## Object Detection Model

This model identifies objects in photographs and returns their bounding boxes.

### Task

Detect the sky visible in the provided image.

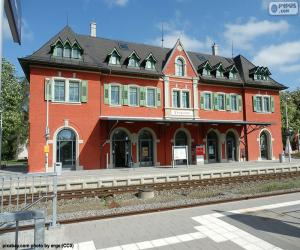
[3,0,300,89]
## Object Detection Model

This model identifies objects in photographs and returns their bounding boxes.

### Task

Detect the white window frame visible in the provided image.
[128,84,139,107]
[172,88,181,108]
[203,91,213,110]
[230,93,239,112]
[52,77,82,104]
[174,56,186,77]
[146,87,156,107]
[181,90,190,108]
[68,80,81,103]
[109,83,122,106]
[255,94,271,113]
[217,92,226,111]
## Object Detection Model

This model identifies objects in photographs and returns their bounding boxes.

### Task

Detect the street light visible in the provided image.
[285,96,292,163]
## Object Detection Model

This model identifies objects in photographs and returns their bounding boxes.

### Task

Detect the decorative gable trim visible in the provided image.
[108,48,121,57]
[128,50,141,61]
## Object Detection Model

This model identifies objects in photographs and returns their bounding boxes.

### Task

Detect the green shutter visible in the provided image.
[270,96,275,112]
[214,93,219,110]
[200,92,204,109]
[156,88,161,107]
[104,84,109,104]
[80,80,88,103]
[226,94,231,110]
[140,87,146,106]
[238,95,242,112]
[122,85,128,105]
[44,78,52,101]
[253,96,257,112]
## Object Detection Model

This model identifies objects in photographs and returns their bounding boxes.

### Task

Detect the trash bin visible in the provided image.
[54,162,62,175]
[279,153,285,163]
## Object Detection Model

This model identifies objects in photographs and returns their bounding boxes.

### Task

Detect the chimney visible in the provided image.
[212,43,219,56]
[90,22,96,37]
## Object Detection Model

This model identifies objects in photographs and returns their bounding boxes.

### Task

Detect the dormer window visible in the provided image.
[63,43,71,58]
[128,53,139,68]
[199,61,212,77]
[144,53,157,70]
[53,42,63,57]
[109,51,120,65]
[175,58,185,76]
[216,69,223,78]
[72,44,81,59]
[227,65,238,80]
[251,67,271,81]
[203,68,211,76]
[212,63,225,79]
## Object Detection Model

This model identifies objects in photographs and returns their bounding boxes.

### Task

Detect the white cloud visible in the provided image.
[224,19,289,50]
[104,0,128,7]
[253,41,300,67]
[280,64,300,73]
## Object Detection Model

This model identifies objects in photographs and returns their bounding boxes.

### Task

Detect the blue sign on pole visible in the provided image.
[4,0,21,44]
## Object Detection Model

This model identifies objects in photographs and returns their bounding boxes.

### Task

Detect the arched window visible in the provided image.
[54,42,63,57]
[112,129,131,168]
[207,131,219,163]
[175,130,188,146]
[63,43,72,58]
[260,131,270,160]
[145,58,155,70]
[175,58,185,76]
[56,129,76,169]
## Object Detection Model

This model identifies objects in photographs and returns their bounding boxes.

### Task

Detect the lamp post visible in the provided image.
[285,96,291,163]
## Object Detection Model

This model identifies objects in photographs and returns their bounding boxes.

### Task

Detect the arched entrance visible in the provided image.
[138,130,154,167]
[174,130,188,165]
[207,131,219,163]
[260,131,270,160]
[226,132,237,161]
[56,129,76,170]
[112,129,131,168]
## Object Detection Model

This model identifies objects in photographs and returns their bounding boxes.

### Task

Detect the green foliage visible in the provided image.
[280,89,300,149]
[1,59,28,160]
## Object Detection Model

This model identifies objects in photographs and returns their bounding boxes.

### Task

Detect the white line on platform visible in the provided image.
[77,200,300,250]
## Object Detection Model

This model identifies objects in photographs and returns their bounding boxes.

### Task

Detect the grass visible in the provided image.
[2,159,28,166]
[292,152,300,158]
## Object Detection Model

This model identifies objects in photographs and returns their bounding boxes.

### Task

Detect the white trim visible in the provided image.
[224,129,240,162]
[258,128,274,161]
[206,128,222,163]
[52,125,81,170]
[171,88,191,109]
[216,92,226,111]
[145,86,157,108]
[128,84,140,107]
[109,83,122,106]
[137,128,157,166]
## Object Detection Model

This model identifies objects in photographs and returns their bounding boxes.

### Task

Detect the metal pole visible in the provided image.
[45,82,49,171]
[285,97,291,162]
[0,0,5,169]
[50,173,57,228]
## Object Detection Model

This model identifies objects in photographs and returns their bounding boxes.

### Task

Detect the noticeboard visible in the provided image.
[172,146,188,167]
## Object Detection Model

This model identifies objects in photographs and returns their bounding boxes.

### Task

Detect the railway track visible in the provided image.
[1,171,300,206]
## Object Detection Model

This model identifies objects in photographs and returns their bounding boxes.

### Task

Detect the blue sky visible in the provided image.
[3,0,300,89]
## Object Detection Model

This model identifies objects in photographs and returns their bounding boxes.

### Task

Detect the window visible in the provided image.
[64,44,71,58]
[54,80,65,102]
[256,96,263,112]
[231,95,238,112]
[129,87,138,106]
[175,58,184,76]
[182,91,190,108]
[204,92,212,110]
[147,88,155,107]
[145,59,155,70]
[128,55,139,68]
[69,81,80,102]
[203,68,211,76]
[216,69,223,78]
[218,94,225,110]
[229,72,237,79]
[263,96,270,112]
[110,85,120,105]
[72,45,81,59]
[109,51,120,65]
[173,90,180,108]
[54,43,63,57]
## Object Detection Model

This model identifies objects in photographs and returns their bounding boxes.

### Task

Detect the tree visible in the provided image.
[1,58,28,160]
[280,89,300,150]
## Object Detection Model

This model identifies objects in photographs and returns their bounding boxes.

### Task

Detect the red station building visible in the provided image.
[19,25,287,172]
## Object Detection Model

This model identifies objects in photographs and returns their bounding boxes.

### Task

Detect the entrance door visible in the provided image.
[226,132,236,161]
[139,130,154,167]
[207,131,219,163]
[175,130,188,165]
[260,132,269,160]
[56,129,76,170]
[112,130,131,168]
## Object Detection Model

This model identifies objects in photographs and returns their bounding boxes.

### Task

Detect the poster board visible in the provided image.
[172,146,188,167]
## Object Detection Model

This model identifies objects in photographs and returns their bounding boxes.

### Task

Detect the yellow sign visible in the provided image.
[44,145,49,153]
[142,147,149,157]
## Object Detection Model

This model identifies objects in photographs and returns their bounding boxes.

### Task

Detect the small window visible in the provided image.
[109,51,120,65]
[145,59,155,70]
[128,54,139,68]
[64,44,71,58]
[110,85,120,105]
[69,81,80,102]
[175,58,184,76]
[256,96,263,112]
[204,93,212,110]
[203,68,211,76]
[231,95,238,111]
[216,69,223,78]
[147,88,155,107]
[54,43,63,57]
[229,72,237,79]
[72,45,81,59]
[263,96,270,112]
[173,90,180,108]
[54,80,65,102]
[182,91,190,108]
[129,87,138,106]
[218,94,225,110]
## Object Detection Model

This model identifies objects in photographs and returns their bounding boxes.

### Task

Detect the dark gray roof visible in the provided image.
[19,26,287,90]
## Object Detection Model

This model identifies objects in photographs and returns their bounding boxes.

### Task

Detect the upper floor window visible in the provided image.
[217,93,225,110]
[253,95,274,113]
[110,85,121,105]
[229,72,238,79]
[175,58,185,76]
[204,92,212,110]
[69,81,80,102]
[263,96,270,112]
[72,44,81,59]
[53,41,82,59]
[216,69,224,78]
[231,95,238,112]
[146,88,155,107]
[172,90,180,108]
[129,86,138,106]
[145,59,155,70]
[54,80,65,102]
[182,91,190,108]
[109,51,121,65]
[203,68,211,76]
